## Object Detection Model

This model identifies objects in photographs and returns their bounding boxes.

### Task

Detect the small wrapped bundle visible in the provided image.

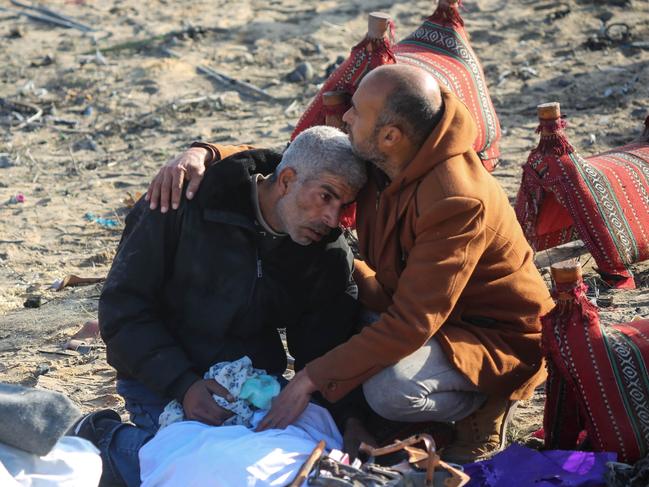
[542,261,649,463]
[515,102,649,288]
[291,12,395,139]
[394,0,502,170]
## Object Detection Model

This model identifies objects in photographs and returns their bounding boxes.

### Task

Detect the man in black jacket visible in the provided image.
[82,126,366,487]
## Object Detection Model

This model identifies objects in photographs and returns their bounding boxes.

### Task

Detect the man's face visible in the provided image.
[277,172,356,246]
[342,81,387,166]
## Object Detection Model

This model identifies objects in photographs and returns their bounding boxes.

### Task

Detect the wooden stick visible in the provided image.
[0,3,93,32]
[86,26,228,55]
[10,0,95,32]
[287,440,325,487]
[163,49,277,102]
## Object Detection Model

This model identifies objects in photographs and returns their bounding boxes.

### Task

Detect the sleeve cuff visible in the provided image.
[189,141,221,167]
[167,370,202,402]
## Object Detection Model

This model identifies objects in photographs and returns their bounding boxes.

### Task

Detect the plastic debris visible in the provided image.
[9,193,25,204]
[50,274,105,291]
[84,212,119,228]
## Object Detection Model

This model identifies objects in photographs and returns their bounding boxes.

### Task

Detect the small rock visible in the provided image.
[0,154,13,169]
[325,56,345,78]
[142,85,159,95]
[597,295,614,307]
[287,62,314,83]
[35,364,50,376]
[631,108,647,118]
[72,136,99,152]
[83,106,94,117]
[24,295,42,308]
[8,26,24,39]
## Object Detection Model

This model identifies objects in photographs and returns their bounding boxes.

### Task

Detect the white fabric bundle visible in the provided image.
[0,436,102,487]
[140,403,342,487]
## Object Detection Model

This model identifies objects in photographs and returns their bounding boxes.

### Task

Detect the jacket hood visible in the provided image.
[196,149,282,211]
[387,88,478,194]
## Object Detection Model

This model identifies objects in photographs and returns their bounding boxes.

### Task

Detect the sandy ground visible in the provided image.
[1,0,648,446]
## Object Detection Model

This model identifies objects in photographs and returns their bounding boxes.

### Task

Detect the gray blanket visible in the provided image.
[0,383,80,456]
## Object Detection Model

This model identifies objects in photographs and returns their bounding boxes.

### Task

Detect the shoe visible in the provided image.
[67,409,122,445]
[441,397,518,465]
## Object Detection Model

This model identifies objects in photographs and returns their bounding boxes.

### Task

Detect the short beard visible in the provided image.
[351,125,389,173]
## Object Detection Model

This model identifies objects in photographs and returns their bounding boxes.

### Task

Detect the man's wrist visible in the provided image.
[189,141,219,165]
[297,368,318,394]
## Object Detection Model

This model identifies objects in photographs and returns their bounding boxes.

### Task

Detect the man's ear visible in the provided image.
[277,167,297,196]
[378,125,403,150]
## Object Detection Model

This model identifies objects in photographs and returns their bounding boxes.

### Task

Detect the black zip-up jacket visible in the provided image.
[99,149,358,402]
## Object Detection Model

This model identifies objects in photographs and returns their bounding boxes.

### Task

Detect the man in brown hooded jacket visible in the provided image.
[148,64,553,462]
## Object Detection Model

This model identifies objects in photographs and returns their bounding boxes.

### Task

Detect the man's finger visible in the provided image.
[185,172,204,200]
[256,410,282,432]
[171,166,185,210]
[204,380,235,402]
[160,169,173,213]
[148,173,161,210]
[201,400,233,425]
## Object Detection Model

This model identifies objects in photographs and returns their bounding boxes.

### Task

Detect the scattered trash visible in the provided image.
[8,193,25,204]
[586,22,632,50]
[30,54,55,67]
[50,274,105,291]
[0,97,43,129]
[84,212,119,228]
[287,62,314,83]
[72,135,100,152]
[82,106,94,117]
[65,319,101,353]
[23,295,42,308]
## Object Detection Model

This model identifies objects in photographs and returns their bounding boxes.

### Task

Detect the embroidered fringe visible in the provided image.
[428,0,464,28]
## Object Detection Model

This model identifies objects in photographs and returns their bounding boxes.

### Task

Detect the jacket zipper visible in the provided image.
[257,252,263,278]
[246,247,262,307]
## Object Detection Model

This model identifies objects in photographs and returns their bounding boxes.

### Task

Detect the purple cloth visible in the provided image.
[463,444,616,487]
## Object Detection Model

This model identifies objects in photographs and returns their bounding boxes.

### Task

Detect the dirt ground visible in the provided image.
[0,0,648,447]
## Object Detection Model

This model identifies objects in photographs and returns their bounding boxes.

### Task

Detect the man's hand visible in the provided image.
[145,147,208,213]
[182,378,235,426]
[256,369,317,431]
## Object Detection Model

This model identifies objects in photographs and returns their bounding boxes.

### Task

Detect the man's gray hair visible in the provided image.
[276,126,367,191]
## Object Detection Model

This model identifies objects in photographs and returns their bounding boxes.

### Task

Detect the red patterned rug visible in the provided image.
[515,105,649,289]
[543,263,649,463]
[292,1,502,173]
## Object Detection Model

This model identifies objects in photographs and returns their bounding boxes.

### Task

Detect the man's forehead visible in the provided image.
[307,173,355,197]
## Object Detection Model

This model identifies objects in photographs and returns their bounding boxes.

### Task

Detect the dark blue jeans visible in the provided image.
[98,379,169,487]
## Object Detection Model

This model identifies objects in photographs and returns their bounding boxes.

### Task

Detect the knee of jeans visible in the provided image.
[363,379,427,421]
[127,402,161,434]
